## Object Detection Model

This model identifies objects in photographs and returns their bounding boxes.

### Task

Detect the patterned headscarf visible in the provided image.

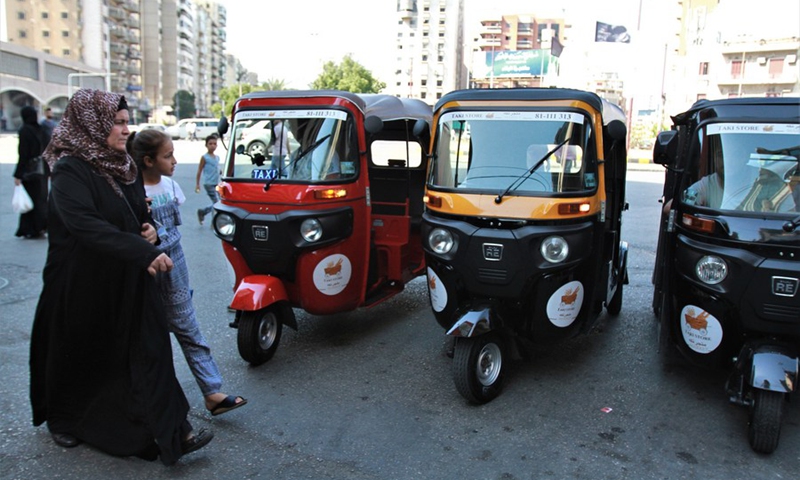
[42,88,137,197]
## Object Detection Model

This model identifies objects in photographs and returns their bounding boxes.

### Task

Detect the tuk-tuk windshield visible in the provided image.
[225,109,358,183]
[429,110,595,194]
[681,123,799,214]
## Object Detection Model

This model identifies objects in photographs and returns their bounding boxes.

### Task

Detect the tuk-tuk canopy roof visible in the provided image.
[672,97,800,126]
[237,90,431,123]
[433,88,626,125]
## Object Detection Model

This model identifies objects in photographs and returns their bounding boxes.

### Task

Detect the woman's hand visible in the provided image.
[141,223,158,244]
[147,253,173,276]
[14,178,20,186]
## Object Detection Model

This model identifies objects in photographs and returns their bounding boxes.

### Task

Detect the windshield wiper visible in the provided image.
[287,134,332,175]
[494,138,569,204]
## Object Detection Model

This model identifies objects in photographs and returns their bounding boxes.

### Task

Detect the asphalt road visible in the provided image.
[0,136,797,479]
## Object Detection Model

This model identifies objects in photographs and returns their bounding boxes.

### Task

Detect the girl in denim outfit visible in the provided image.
[128,129,246,416]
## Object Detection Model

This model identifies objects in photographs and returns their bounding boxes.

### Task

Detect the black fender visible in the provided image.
[750,348,798,394]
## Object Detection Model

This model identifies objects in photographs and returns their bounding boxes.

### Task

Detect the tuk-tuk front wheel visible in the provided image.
[452,333,504,404]
[747,389,784,454]
[237,307,283,366]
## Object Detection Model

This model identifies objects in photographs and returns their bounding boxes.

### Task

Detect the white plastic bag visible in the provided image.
[12,184,34,214]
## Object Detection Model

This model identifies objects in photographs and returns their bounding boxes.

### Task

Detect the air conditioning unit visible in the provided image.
[787,54,797,64]
[757,56,767,65]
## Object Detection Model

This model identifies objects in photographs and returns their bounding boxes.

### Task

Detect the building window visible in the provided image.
[436,92,442,99]
[63,49,70,56]
[421,79,427,86]
[438,32,445,37]
[436,80,442,87]
[43,48,51,54]
[421,92,427,99]
[43,30,50,37]
[17,11,25,19]
[696,93,706,101]
[61,12,68,19]
[62,31,69,37]
[422,55,428,61]
[437,55,443,62]
[19,30,27,38]
[42,12,49,19]
[698,62,709,75]
[768,57,784,77]
[730,60,743,78]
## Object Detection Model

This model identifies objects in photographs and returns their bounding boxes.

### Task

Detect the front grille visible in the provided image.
[763,303,800,321]
[478,268,507,283]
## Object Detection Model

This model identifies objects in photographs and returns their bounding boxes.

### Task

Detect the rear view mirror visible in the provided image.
[653,130,678,166]
[606,120,627,142]
[217,115,229,136]
[364,115,384,134]
[412,119,429,138]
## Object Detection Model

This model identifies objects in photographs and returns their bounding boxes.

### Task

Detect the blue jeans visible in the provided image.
[198,184,219,218]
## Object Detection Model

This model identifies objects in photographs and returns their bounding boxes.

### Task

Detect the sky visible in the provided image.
[221,0,799,92]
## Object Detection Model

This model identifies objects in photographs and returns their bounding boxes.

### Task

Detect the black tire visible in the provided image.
[247,140,267,157]
[606,282,623,315]
[237,307,282,366]
[748,389,784,454]
[452,333,504,404]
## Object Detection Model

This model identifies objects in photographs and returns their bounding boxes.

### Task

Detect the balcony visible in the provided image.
[717,71,799,86]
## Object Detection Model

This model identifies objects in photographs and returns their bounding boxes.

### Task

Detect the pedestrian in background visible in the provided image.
[128,128,247,416]
[29,88,212,465]
[195,134,221,225]
[13,106,49,239]
[40,107,58,140]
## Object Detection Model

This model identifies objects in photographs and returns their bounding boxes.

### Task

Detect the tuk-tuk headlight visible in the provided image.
[300,218,323,243]
[696,255,727,284]
[214,213,236,240]
[541,236,568,263]
[429,228,454,255]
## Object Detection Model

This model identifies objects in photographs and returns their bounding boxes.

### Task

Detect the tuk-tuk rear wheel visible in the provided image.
[606,282,623,315]
[452,333,504,404]
[747,389,784,454]
[237,308,283,366]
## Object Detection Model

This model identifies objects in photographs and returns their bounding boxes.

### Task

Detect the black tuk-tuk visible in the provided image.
[652,97,800,453]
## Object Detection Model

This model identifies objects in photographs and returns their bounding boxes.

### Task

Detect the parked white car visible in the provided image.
[166,118,220,140]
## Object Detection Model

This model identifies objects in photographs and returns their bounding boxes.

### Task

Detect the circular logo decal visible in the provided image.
[427,267,447,312]
[312,254,352,296]
[680,305,723,354]
[546,281,584,327]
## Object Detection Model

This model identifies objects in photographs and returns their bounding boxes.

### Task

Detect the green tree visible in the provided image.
[210,83,264,118]
[262,78,287,91]
[310,55,385,93]
[172,90,196,120]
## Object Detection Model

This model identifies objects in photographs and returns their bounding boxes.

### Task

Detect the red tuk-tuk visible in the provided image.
[214,91,432,364]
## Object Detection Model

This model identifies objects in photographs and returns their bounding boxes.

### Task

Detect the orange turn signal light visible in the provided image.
[558,202,591,215]
[682,213,716,233]
[314,189,347,200]
[425,195,443,208]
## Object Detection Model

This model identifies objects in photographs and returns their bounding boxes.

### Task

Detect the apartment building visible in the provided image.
[3,0,227,119]
[4,0,83,59]
[390,0,467,103]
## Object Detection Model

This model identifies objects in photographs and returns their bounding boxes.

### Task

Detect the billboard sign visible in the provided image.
[472,50,554,78]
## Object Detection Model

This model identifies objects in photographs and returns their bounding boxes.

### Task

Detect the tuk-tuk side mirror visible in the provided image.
[217,115,229,136]
[606,119,627,143]
[411,119,431,146]
[364,115,384,134]
[653,130,678,166]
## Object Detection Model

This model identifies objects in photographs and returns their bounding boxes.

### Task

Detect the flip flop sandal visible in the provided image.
[209,395,248,416]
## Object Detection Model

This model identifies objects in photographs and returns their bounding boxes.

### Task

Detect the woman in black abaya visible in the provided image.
[13,106,49,238]
[29,89,213,465]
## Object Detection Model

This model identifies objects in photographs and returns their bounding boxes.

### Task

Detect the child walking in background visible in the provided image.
[127,129,247,416]
[195,134,221,225]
